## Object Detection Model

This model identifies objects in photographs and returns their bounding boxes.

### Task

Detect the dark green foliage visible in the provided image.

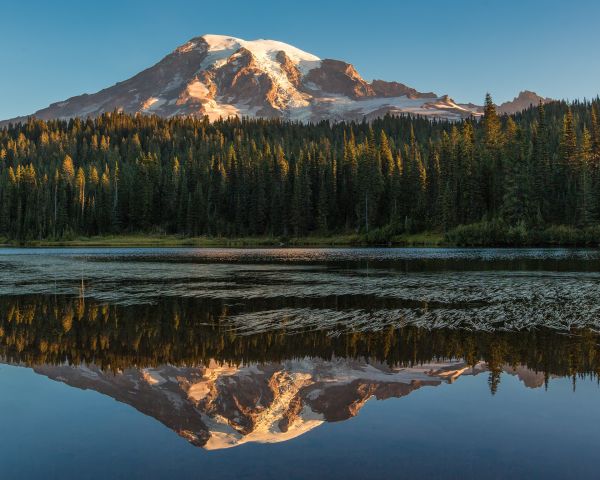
[1,96,600,241]
[2,294,600,390]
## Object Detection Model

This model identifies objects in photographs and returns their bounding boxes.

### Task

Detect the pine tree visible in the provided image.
[483,93,502,148]
[531,102,550,224]
[76,167,86,222]
[1,104,600,243]
[501,120,532,225]
[578,127,595,226]
[559,108,579,222]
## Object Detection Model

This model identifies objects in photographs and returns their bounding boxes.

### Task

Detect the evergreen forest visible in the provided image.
[1,94,600,245]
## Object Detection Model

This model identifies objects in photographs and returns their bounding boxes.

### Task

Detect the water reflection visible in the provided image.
[33,359,528,450]
[2,295,599,378]
[2,248,600,454]
[2,248,600,332]
[2,294,599,449]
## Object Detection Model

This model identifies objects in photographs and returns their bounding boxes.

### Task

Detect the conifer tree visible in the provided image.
[559,108,579,222]
[0,101,599,243]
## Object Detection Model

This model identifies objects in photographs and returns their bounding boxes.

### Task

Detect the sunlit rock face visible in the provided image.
[32,358,543,450]
[2,34,484,125]
[497,90,552,115]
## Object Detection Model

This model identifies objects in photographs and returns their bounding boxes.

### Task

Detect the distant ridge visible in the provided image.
[497,90,553,115]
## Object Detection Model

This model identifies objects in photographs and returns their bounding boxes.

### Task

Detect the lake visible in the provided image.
[1,247,600,479]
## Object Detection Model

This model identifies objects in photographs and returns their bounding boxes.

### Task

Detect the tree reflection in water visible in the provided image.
[1,293,599,449]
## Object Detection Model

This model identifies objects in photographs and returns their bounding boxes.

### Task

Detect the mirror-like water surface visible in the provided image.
[1,248,600,479]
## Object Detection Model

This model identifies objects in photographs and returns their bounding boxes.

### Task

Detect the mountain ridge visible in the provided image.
[1,34,551,126]
[497,90,553,115]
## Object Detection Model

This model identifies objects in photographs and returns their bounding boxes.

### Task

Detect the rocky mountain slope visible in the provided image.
[31,358,544,450]
[497,90,553,115]
[3,34,486,125]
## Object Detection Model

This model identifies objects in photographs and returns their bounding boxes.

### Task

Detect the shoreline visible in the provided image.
[0,233,444,248]
[1,232,599,248]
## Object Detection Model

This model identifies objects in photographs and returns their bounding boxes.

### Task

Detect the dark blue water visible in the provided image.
[2,365,598,480]
[1,248,599,479]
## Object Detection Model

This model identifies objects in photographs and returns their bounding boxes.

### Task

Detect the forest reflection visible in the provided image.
[1,293,599,393]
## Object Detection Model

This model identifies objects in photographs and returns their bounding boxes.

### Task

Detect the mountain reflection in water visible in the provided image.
[2,293,599,450]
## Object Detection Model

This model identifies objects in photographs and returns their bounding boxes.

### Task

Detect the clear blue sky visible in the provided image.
[1,0,599,119]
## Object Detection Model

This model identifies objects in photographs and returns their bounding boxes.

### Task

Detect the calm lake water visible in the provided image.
[1,247,600,479]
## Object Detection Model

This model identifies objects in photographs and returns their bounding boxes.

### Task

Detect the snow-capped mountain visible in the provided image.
[30,358,545,450]
[3,34,486,124]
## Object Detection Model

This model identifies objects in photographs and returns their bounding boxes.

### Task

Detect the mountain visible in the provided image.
[2,34,485,125]
[29,358,544,450]
[497,90,552,115]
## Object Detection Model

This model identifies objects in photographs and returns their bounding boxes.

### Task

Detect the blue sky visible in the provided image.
[1,0,599,119]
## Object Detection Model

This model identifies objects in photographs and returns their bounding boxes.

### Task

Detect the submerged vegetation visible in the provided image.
[1,95,600,245]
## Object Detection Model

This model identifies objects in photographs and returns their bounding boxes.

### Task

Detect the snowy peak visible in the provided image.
[26,358,549,450]
[198,34,321,71]
[2,34,487,125]
[32,358,492,450]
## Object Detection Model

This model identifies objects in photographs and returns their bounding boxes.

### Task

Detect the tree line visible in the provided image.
[1,95,600,242]
[1,294,598,393]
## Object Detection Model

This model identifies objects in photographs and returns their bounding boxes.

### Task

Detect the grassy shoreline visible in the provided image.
[0,232,445,248]
[3,225,600,248]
